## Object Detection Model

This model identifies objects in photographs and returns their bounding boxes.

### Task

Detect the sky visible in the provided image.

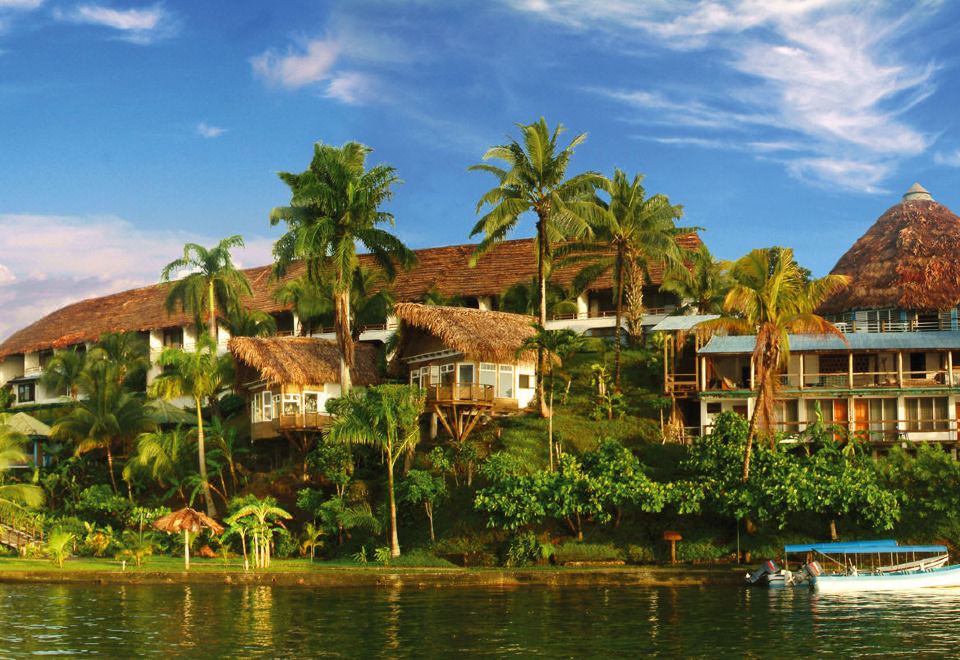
[1,0,959,339]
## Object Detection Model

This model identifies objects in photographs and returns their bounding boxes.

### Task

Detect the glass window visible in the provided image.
[479,363,496,391]
[430,365,440,386]
[905,397,949,431]
[17,383,34,403]
[440,364,455,386]
[262,393,273,421]
[458,363,475,385]
[251,393,261,423]
[498,365,515,398]
[518,373,532,389]
[283,394,300,415]
[303,392,320,414]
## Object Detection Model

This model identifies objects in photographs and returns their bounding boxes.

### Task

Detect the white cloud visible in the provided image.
[251,38,340,89]
[324,71,373,105]
[785,157,892,194]
[0,0,43,9]
[933,150,960,167]
[0,214,275,340]
[55,3,176,44]
[195,121,227,139]
[512,1,941,193]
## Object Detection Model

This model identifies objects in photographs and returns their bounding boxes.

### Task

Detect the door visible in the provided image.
[853,398,869,436]
[833,399,849,440]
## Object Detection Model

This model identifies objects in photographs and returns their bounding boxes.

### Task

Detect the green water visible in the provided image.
[1,582,959,657]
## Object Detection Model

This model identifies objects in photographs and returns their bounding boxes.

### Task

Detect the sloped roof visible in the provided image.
[0,233,701,359]
[393,302,538,364]
[228,336,380,386]
[820,185,960,314]
[699,331,960,354]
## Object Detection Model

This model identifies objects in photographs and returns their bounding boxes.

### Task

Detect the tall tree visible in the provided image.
[326,384,424,558]
[88,332,150,389]
[222,303,277,338]
[470,118,604,411]
[271,142,415,393]
[52,361,155,494]
[660,244,732,315]
[697,247,849,481]
[149,334,233,516]
[160,235,253,340]
[561,169,691,387]
[40,347,87,401]
[273,275,329,336]
[0,417,44,509]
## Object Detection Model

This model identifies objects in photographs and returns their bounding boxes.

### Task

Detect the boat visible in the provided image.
[746,540,960,592]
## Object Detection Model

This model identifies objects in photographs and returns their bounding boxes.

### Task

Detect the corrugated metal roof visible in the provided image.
[650,314,719,331]
[699,331,960,354]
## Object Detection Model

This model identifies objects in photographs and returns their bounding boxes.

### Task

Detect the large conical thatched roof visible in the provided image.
[393,303,538,364]
[228,336,380,387]
[820,184,960,314]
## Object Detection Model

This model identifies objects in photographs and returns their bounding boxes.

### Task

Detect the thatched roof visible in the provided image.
[0,234,701,359]
[820,184,960,314]
[153,507,224,534]
[393,302,538,364]
[0,412,51,437]
[228,336,380,386]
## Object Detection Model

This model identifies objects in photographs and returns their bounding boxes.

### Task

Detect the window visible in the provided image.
[905,397,948,432]
[479,363,496,390]
[706,402,721,414]
[251,393,262,423]
[304,392,320,414]
[498,365,514,398]
[262,393,274,421]
[430,365,440,386]
[162,327,184,349]
[17,383,34,403]
[458,363,475,385]
[518,374,532,389]
[440,363,455,386]
[283,394,301,416]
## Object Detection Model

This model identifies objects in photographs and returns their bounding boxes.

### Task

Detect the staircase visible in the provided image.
[0,511,41,551]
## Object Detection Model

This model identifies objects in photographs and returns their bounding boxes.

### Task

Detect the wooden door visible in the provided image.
[834,399,849,440]
[853,399,869,432]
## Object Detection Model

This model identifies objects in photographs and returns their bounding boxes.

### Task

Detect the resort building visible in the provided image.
[0,235,698,408]
[229,336,380,440]
[391,302,539,442]
[660,184,960,450]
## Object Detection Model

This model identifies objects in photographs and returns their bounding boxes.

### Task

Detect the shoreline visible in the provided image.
[0,563,745,588]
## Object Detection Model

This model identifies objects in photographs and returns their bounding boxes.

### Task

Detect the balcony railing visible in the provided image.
[549,306,675,321]
[424,383,495,404]
[833,318,953,334]
[700,418,958,443]
[774,369,955,390]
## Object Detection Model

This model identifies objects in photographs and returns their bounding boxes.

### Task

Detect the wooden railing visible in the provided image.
[425,383,495,404]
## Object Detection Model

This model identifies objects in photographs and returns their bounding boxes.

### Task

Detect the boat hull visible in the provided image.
[813,564,960,593]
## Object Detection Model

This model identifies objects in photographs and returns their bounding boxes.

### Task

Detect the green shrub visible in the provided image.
[626,544,656,564]
[505,531,554,567]
[552,542,624,564]
[676,540,726,562]
[389,549,456,568]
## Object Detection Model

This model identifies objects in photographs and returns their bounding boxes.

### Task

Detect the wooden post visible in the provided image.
[664,531,682,564]
[897,352,904,387]
[749,356,755,390]
[949,351,954,387]
[799,353,804,390]
[700,357,707,391]
[848,352,854,389]
[663,337,669,393]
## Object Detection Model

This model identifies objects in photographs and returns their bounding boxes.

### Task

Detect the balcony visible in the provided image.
[775,369,956,391]
[424,383,495,406]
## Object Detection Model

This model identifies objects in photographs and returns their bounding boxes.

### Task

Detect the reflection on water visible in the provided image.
[2,582,960,657]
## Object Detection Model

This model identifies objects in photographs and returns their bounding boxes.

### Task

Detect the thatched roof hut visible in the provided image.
[153,507,225,535]
[0,234,701,359]
[392,302,538,365]
[820,184,960,314]
[228,336,380,387]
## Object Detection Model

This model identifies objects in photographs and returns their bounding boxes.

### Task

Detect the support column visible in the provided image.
[897,352,904,388]
[749,356,755,390]
[848,352,854,389]
[949,351,954,388]
[799,353,804,390]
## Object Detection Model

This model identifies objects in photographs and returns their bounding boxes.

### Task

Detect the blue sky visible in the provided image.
[1,0,959,338]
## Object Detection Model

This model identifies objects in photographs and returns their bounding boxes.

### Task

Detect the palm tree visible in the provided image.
[300,522,324,562]
[207,416,247,496]
[517,325,584,470]
[124,425,192,505]
[222,303,277,338]
[227,496,292,569]
[274,275,329,336]
[40,347,87,400]
[470,118,604,411]
[88,332,149,389]
[499,278,578,318]
[562,169,691,387]
[52,361,154,494]
[271,141,416,394]
[697,247,849,480]
[0,419,44,509]
[149,334,233,516]
[660,244,732,315]
[160,235,253,340]
[326,384,425,558]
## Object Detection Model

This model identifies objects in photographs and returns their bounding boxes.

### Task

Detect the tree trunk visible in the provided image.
[426,502,435,543]
[335,287,354,395]
[829,519,838,541]
[184,530,190,570]
[742,382,763,482]
[387,446,400,558]
[240,531,248,571]
[195,399,217,517]
[207,281,218,340]
[536,217,549,417]
[105,445,119,494]
[625,258,645,343]
[614,247,625,391]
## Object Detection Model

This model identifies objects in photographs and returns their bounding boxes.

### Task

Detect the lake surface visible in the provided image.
[2,582,960,657]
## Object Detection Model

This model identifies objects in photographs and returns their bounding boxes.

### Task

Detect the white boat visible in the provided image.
[813,564,960,593]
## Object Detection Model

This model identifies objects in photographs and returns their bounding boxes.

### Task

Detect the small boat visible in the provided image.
[746,540,960,592]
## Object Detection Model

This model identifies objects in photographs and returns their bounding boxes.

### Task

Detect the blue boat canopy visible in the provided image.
[784,540,947,554]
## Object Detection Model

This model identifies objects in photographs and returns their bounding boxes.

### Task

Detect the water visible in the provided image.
[1,582,960,657]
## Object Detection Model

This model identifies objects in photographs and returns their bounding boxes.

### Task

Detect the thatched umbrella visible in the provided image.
[153,507,224,570]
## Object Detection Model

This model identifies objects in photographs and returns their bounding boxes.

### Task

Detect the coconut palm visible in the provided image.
[221,303,277,338]
[160,235,253,340]
[470,118,604,411]
[274,275,329,336]
[500,278,578,318]
[227,496,291,569]
[660,244,733,315]
[0,419,44,509]
[206,416,247,497]
[149,334,233,516]
[561,169,691,387]
[52,362,154,494]
[88,331,149,389]
[40,347,87,401]
[271,141,416,394]
[697,247,849,480]
[300,522,324,561]
[326,384,425,558]
[124,425,193,505]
